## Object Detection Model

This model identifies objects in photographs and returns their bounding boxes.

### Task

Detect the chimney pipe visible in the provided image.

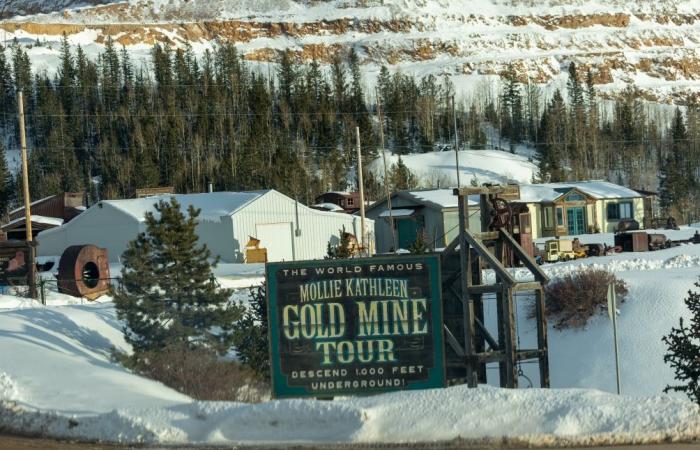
[208,182,213,193]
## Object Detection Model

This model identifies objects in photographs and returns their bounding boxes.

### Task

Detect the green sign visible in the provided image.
[266,255,445,398]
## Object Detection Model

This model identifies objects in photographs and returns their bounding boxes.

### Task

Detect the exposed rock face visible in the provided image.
[4,1,700,102]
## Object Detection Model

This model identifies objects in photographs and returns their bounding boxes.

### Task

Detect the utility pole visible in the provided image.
[356,127,367,254]
[17,89,37,299]
[607,284,621,395]
[376,88,397,253]
[453,94,461,188]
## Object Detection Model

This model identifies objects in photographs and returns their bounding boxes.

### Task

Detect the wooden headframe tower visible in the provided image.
[441,185,550,388]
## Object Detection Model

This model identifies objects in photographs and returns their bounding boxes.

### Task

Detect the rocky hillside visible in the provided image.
[3,0,700,102]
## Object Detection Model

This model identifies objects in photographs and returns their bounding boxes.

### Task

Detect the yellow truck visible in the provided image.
[540,239,587,263]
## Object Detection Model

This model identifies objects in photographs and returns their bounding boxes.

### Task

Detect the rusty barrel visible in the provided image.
[57,245,110,300]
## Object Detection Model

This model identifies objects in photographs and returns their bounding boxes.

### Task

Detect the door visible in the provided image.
[566,207,586,235]
[397,218,418,250]
[256,222,294,262]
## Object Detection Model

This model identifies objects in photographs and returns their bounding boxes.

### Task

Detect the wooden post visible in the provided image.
[452,95,461,188]
[458,193,477,386]
[494,239,507,386]
[355,127,366,253]
[535,287,550,387]
[17,90,37,299]
[503,288,518,388]
[470,249,487,383]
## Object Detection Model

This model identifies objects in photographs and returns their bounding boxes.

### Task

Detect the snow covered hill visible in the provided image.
[2,244,700,444]
[368,149,538,186]
[3,0,700,102]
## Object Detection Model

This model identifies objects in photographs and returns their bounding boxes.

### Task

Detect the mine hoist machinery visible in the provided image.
[439,184,549,390]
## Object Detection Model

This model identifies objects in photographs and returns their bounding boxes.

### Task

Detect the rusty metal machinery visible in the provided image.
[58,245,110,300]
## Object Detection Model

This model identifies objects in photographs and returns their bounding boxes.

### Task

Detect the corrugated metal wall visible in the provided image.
[232,191,374,262]
[38,191,374,263]
[37,203,141,261]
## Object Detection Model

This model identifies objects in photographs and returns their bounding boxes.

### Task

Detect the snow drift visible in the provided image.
[1,246,700,444]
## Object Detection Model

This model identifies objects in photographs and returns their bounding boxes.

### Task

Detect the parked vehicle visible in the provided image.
[538,239,586,263]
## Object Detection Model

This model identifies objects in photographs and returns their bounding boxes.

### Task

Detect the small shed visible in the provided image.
[37,190,374,263]
[365,189,480,253]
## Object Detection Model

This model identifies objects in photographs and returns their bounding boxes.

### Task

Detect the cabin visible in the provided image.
[2,192,85,240]
[364,189,480,253]
[518,181,644,239]
[37,190,374,262]
[314,191,364,213]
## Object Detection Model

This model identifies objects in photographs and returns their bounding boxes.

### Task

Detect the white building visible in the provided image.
[37,190,374,263]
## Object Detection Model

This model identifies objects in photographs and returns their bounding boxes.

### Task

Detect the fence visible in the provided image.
[0,277,123,306]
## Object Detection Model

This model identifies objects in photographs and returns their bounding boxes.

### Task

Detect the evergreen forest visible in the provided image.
[1,36,700,221]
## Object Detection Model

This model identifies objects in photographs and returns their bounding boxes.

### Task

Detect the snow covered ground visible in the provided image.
[368,148,538,187]
[1,245,700,445]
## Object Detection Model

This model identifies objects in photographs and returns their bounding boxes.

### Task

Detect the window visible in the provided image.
[347,197,355,206]
[543,207,553,228]
[607,202,633,220]
[556,207,564,226]
[565,193,585,202]
[619,202,633,219]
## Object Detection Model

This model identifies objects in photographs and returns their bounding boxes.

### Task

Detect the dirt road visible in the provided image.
[0,435,698,450]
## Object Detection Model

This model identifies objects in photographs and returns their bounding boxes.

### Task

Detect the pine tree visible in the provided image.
[537,90,567,181]
[233,283,270,380]
[660,108,692,221]
[0,140,11,215]
[499,64,524,143]
[389,156,418,190]
[114,197,243,356]
[662,279,700,405]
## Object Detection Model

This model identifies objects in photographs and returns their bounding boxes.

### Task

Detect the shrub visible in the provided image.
[116,342,269,402]
[541,269,628,329]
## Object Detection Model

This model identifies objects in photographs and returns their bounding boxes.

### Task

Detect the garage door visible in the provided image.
[256,222,294,262]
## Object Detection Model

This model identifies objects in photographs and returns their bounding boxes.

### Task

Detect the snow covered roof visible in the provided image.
[1,215,64,229]
[400,189,479,209]
[312,203,345,212]
[519,181,642,203]
[7,195,56,216]
[100,191,267,222]
[366,189,479,215]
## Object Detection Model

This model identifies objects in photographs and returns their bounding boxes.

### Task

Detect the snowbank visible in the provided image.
[1,381,698,446]
[1,244,700,444]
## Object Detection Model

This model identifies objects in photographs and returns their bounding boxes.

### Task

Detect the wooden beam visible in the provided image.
[474,317,499,351]
[467,284,503,295]
[499,229,549,284]
[502,287,518,388]
[473,349,545,364]
[461,227,517,285]
[453,185,521,199]
[444,325,465,357]
[442,235,460,256]
[535,287,550,388]
[457,195,478,387]
[474,231,500,241]
[512,281,546,292]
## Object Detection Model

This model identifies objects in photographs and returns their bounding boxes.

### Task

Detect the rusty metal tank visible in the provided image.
[57,245,110,300]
